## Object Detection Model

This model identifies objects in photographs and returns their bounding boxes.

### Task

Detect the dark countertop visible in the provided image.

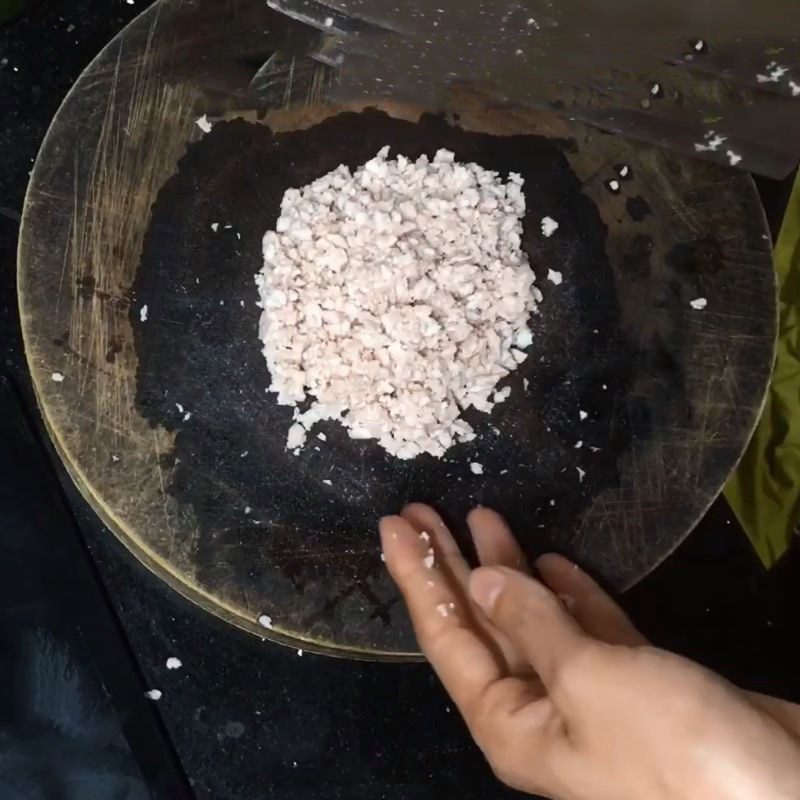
[1,4,799,800]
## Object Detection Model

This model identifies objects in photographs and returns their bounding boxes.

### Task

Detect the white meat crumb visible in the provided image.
[286,423,306,450]
[436,603,450,618]
[317,432,327,441]
[423,548,435,569]
[690,297,708,310]
[540,216,559,237]
[756,62,788,83]
[470,462,484,475]
[195,114,213,133]
[51,371,65,383]
[492,386,512,404]
[694,131,726,153]
[165,657,182,670]
[419,531,431,543]
[258,614,273,629]
[547,269,563,285]
[579,410,588,420]
[257,148,538,460]
[139,304,148,322]
[144,689,162,701]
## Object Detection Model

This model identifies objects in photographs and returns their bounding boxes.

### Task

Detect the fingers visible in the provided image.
[381,510,570,795]
[401,503,471,586]
[535,554,647,647]
[470,566,587,692]
[468,507,528,572]
[381,516,562,789]
[379,515,504,710]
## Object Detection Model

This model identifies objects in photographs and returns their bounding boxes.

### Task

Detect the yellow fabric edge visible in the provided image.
[723,172,800,566]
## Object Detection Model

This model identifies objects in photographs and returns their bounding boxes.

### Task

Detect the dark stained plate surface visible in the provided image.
[18,0,776,658]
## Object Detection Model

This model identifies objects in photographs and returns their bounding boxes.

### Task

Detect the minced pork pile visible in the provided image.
[255,146,541,460]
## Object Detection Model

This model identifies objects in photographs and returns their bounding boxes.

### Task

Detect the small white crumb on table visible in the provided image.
[51,371,65,383]
[139,304,148,322]
[210,222,219,232]
[165,657,182,670]
[575,440,583,449]
[195,114,213,133]
[322,479,332,486]
[547,269,563,285]
[690,297,707,310]
[577,467,586,483]
[470,462,484,475]
[540,216,559,237]
[296,649,304,657]
[579,410,588,420]
[144,689,162,701]
[317,432,327,441]
[258,614,273,629]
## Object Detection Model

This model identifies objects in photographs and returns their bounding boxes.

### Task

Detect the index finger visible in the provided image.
[380,514,502,707]
[380,515,555,766]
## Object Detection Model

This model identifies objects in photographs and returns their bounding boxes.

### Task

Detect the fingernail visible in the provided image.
[470,568,507,613]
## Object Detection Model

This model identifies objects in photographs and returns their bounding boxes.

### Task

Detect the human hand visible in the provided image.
[380,504,800,800]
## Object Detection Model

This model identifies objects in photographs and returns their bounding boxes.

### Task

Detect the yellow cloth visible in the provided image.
[724,172,800,565]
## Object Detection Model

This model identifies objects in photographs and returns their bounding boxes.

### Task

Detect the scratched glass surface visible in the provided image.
[168,0,800,177]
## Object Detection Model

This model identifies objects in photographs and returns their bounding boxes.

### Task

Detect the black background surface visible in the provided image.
[1,3,799,799]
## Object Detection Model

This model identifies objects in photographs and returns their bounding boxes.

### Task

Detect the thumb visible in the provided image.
[470,566,586,690]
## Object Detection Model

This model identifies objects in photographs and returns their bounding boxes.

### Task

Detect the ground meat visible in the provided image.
[256,147,541,459]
